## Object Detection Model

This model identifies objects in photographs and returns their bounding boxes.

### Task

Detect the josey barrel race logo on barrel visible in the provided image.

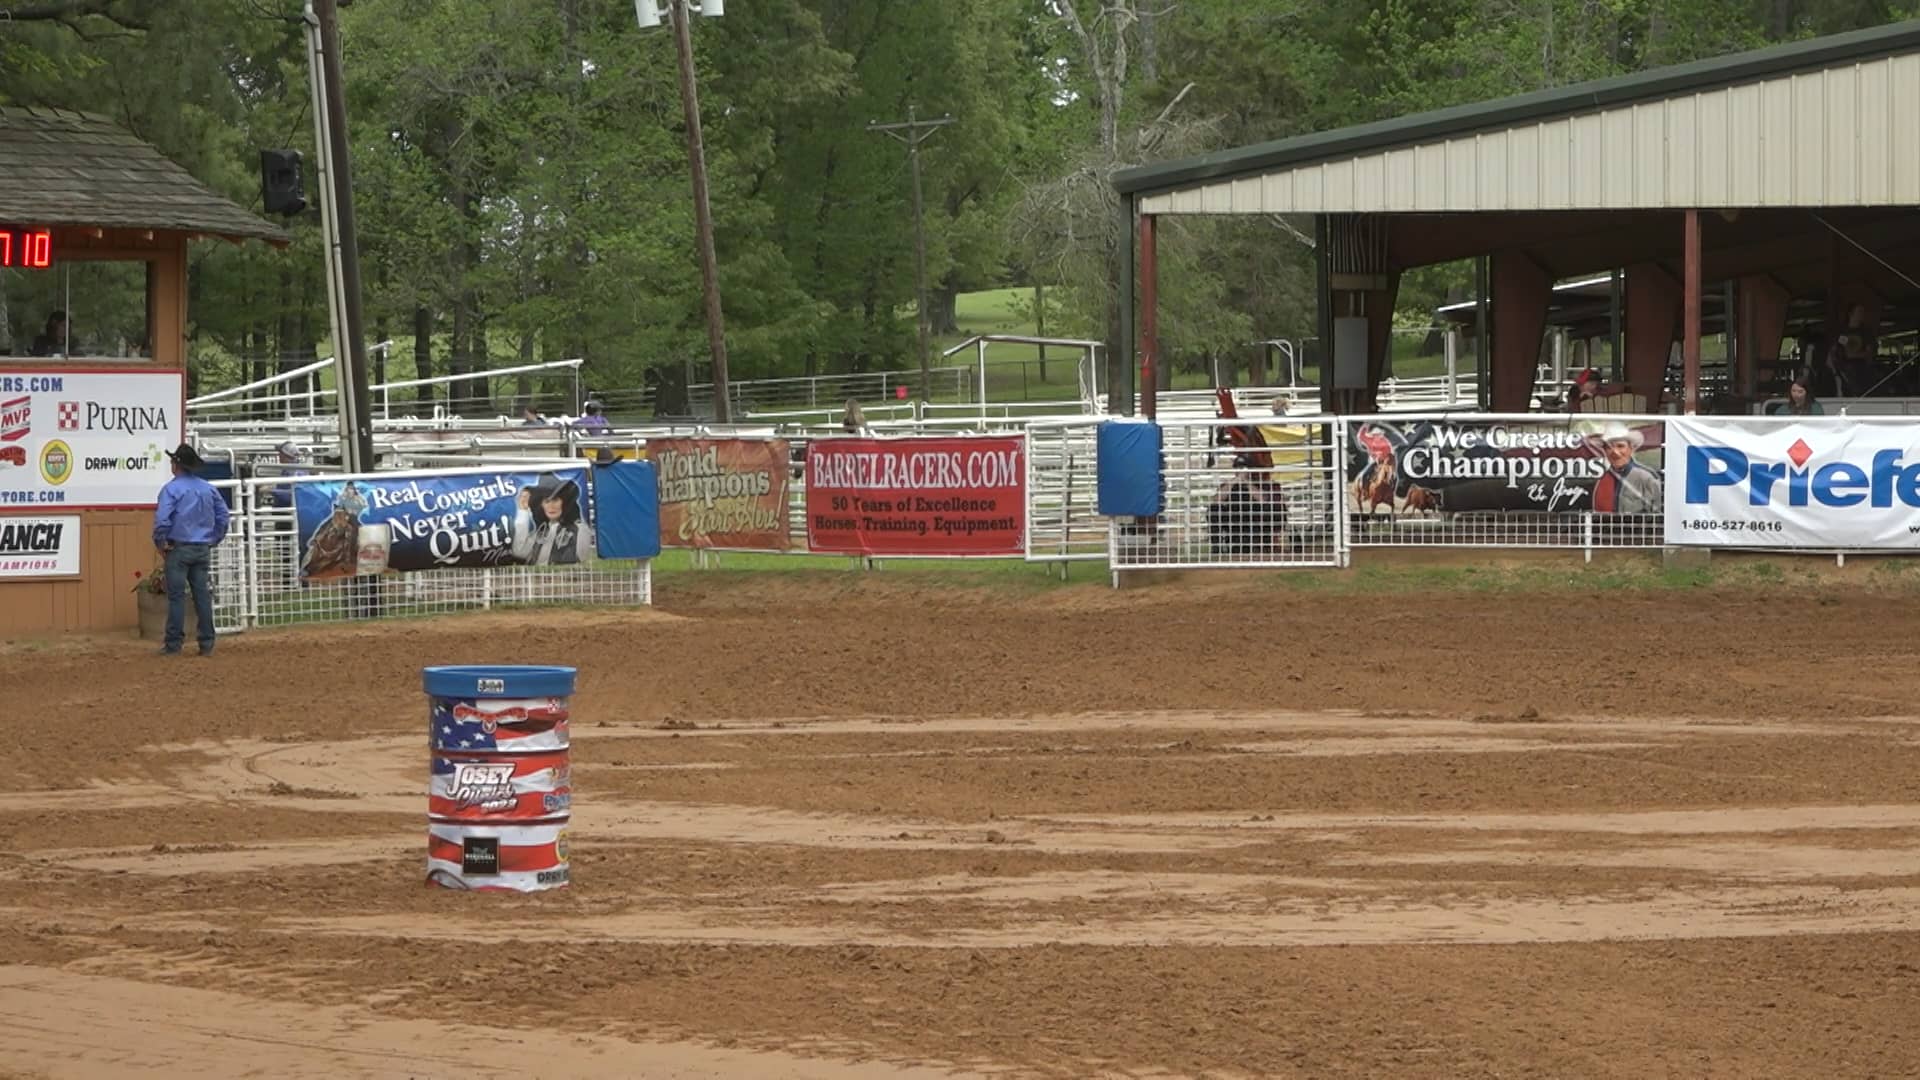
[447,763,519,812]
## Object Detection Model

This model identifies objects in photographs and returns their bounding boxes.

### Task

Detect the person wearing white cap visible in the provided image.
[1591,421,1662,515]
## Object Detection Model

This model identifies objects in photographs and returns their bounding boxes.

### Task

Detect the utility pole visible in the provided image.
[304,0,374,472]
[868,106,954,403]
[667,0,731,423]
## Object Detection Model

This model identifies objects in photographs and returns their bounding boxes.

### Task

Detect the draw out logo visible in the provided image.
[39,440,72,486]
[1686,438,1920,508]
[449,762,518,812]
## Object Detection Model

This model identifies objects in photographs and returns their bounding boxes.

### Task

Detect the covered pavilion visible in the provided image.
[1112,21,1920,416]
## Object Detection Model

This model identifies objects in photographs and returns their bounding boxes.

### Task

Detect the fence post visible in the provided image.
[242,481,262,628]
[1334,417,1351,568]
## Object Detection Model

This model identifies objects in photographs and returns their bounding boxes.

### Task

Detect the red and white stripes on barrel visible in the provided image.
[422,666,576,893]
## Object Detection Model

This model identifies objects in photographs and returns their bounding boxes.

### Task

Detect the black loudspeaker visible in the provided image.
[260,149,306,217]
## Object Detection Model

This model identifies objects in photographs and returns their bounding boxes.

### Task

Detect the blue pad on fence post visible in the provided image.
[1096,420,1164,517]
[592,460,662,559]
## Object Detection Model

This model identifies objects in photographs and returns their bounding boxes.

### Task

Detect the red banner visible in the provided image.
[805,436,1025,556]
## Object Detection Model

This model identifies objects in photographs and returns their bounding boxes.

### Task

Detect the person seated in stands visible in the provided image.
[520,404,546,426]
[1778,374,1823,416]
[574,400,611,434]
[269,442,310,508]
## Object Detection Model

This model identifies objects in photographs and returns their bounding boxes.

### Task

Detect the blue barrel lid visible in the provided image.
[423,665,576,699]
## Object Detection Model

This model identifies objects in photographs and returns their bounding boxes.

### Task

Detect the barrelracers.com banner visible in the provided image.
[805,436,1025,556]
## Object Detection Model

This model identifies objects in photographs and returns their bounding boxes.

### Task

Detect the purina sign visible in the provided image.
[0,370,184,509]
[1667,418,1920,549]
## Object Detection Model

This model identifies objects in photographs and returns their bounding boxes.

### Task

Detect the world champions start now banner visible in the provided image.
[649,437,791,551]
[805,436,1025,557]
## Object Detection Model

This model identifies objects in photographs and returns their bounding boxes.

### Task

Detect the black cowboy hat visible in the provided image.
[528,472,580,501]
[165,442,205,470]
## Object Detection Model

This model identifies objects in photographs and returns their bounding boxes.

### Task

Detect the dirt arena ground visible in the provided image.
[3,571,1919,1078]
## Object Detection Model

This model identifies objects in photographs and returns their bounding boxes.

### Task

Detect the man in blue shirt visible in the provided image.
[153,442,230,656]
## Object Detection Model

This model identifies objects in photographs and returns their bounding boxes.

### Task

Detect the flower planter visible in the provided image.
[136,588,199,643]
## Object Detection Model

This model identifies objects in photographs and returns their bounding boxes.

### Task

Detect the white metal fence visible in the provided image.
[180,414,1681,628]
[200,469,652,635]
[1107,418,1346,573]
[1025,420,1106,563]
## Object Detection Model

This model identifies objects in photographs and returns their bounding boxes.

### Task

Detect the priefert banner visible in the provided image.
[1666,418,1920,549]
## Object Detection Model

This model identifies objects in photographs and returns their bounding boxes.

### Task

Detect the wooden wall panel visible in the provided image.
[0,511,152,635]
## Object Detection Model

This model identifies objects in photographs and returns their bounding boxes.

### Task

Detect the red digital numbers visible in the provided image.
[0,228,54,269]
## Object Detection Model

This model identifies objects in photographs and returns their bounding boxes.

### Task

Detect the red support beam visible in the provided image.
[1624,262,1679,408]
[1489,252,1552,412]
[1683,209,1702,415]
[1140,213,1158,421]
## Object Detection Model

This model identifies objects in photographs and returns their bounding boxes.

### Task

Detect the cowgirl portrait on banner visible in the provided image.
[291,468,621,584]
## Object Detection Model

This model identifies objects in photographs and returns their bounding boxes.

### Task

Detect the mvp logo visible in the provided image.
[0,396,28,442]
[1686,439,1920,508]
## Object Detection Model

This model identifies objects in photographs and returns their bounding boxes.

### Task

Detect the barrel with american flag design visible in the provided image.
[423,666,576,892]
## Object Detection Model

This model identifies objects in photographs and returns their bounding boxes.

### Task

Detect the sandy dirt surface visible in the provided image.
[3,576,1919,1078]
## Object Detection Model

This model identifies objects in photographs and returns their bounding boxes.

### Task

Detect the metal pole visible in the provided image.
[1474,256,1490,411]
[302,4,350,459]
[313,0,374,472]
[868,109,954,404]
[907,105,932,402]
[1140,213,1159,421]
[1683,209,1702,414]
[1116,196,1137,416]
[670,0,731,423]
[1609,268,1624,382]
[1314,215,1332,415]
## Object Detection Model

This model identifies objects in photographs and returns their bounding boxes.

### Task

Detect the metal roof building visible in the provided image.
[1110,21,1920,416]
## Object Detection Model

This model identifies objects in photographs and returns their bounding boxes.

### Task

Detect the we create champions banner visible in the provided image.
[294,469,594,581]
[650,438,791,550]
[1347,418,1665,516]
[806,436,1024,556]
[1668,418,1920,549]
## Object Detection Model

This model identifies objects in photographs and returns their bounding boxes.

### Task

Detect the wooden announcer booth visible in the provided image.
[0,107,286,635]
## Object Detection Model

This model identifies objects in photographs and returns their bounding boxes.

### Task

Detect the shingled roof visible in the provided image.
[0,107,289,244]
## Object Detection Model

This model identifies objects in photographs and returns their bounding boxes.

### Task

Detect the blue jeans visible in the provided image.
[164,543,216,652]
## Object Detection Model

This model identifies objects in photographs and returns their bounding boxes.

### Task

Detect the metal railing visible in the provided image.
[1107,417,1346,575]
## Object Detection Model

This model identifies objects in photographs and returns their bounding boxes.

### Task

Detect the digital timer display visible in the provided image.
[0,228,55,269]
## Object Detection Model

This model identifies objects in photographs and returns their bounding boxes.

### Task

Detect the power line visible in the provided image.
[867,104,953,403]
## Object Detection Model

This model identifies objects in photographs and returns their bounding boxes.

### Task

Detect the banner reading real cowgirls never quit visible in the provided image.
[293,469,594,582]
[805,436,1024,556]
